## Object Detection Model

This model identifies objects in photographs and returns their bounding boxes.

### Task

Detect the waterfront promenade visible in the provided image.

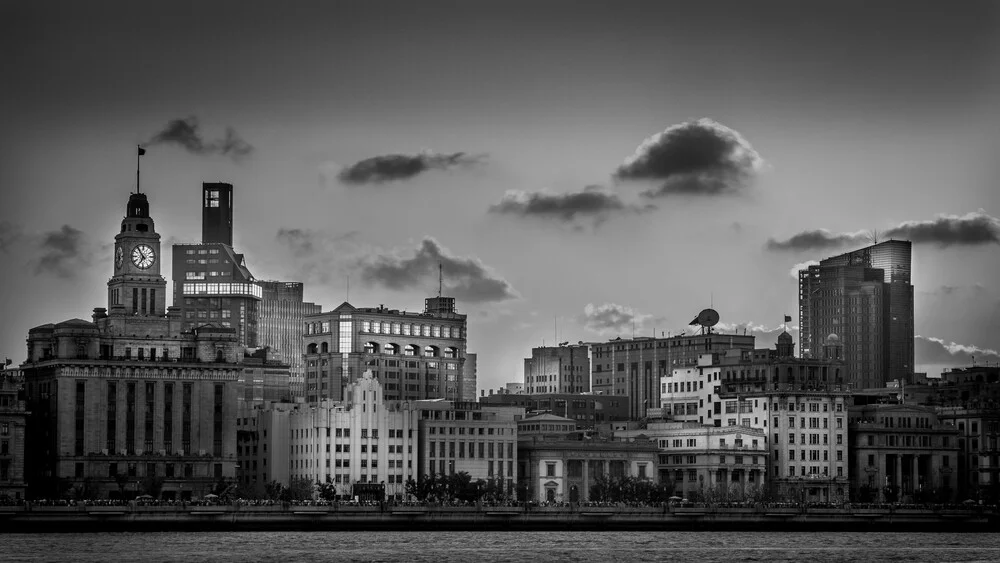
[1,502,996,532]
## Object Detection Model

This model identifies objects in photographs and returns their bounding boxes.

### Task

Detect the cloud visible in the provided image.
[882,209,1000,247]
[275,228,361,284]
[766,210,1000,252]
[580,303,651,334]
[359,238,517,303]
[488,186,654,226]
[916,335,1000,366]
[0,220,22,252]
[613,118,764,198]
[147,116,254,161]
[337,151,484,185]
[789,260,820,278]
[34,225,90,279]
[766,230,868,252]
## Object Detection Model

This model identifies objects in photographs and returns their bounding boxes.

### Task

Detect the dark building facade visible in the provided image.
[799,240,914,388]
[590,331,756,419]
[22,193,242,500]
[201,182,233,246]
[848,404,959,503]
[0,368,28,500]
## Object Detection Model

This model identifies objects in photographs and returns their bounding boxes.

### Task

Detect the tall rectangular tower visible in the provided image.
[202,182,233,245]
[798,240,913,388]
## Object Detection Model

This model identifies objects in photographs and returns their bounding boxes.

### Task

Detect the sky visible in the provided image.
[2,1,999,389]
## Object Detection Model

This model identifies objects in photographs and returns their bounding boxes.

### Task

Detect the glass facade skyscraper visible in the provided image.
[798,240,913,388]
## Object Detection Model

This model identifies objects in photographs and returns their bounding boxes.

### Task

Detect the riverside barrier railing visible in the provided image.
[1,501,996,533]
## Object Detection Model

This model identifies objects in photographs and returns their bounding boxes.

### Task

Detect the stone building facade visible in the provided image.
[517,433,659,503]
[22,192,242,500]
[0,369,28,500]
[591,331,755,419]
[524,344,590,394]
[303,300,471,403]
[848,403,959,503]
[616,421,768,500]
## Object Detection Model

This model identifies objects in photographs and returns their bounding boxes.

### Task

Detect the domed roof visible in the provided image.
[777,331,793,343]
[824,333,841,344]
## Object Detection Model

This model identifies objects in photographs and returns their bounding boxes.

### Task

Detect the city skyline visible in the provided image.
[2,1,999,394]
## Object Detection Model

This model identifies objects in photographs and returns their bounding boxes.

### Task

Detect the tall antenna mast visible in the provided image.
[346,274,350,303]
[438,263,442,298]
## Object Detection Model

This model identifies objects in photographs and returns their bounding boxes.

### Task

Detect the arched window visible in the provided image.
[384,343,398,355]
[364,342,379,354]
[321,342,329,353]
[307,343,318,354]
[444,347,458,359]
[404,344,419,356]
[424,345,439,358]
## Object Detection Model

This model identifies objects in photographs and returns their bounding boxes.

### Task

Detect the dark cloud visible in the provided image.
[915,335,1000,366]
[148,116,254,161]
[338,151,484,185]
[766,230,867,252]
[580,303,651,334]
[275,228,361,284]
[0,220,22,252]
[489,186,653,225]
[882,209,1000,247]
[767,210,1000,252]
[35,225,89,279]
[276,228,320,257]
[359,238,517,303]
[613,118,764,198]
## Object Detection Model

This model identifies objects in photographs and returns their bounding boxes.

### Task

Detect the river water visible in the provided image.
[4,531,1000,562]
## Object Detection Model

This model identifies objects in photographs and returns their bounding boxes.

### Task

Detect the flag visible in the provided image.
[138,146,146,156]
[784,314,792,323]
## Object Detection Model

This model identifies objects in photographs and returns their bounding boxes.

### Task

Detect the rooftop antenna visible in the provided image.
[438,263,443,298]
[346,274,350,303]
[868,229,880,246]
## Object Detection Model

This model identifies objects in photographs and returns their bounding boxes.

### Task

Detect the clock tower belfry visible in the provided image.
[108,192,167,317]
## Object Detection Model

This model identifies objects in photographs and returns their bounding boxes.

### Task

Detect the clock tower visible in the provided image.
[108,192,167,317]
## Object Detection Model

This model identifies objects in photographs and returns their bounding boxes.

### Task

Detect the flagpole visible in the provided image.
[136,145,141,193]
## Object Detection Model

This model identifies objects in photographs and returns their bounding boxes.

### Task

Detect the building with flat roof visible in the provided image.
[481,392,629,428]
[591,330,755,419]
[303,300,472,403]
[848,403,959,503]
[172,185,318,401]
[799,240,914,388]
[517,433,659,503]
[615,421,768,500]
[524,344,590,394]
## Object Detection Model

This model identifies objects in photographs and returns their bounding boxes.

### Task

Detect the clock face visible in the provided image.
[131,244,155,269]
[115,246,124,269]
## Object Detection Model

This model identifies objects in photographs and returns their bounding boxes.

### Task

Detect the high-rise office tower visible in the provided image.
[798,240,913,388]
[257,281,321,400]
[173,184,319,401]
